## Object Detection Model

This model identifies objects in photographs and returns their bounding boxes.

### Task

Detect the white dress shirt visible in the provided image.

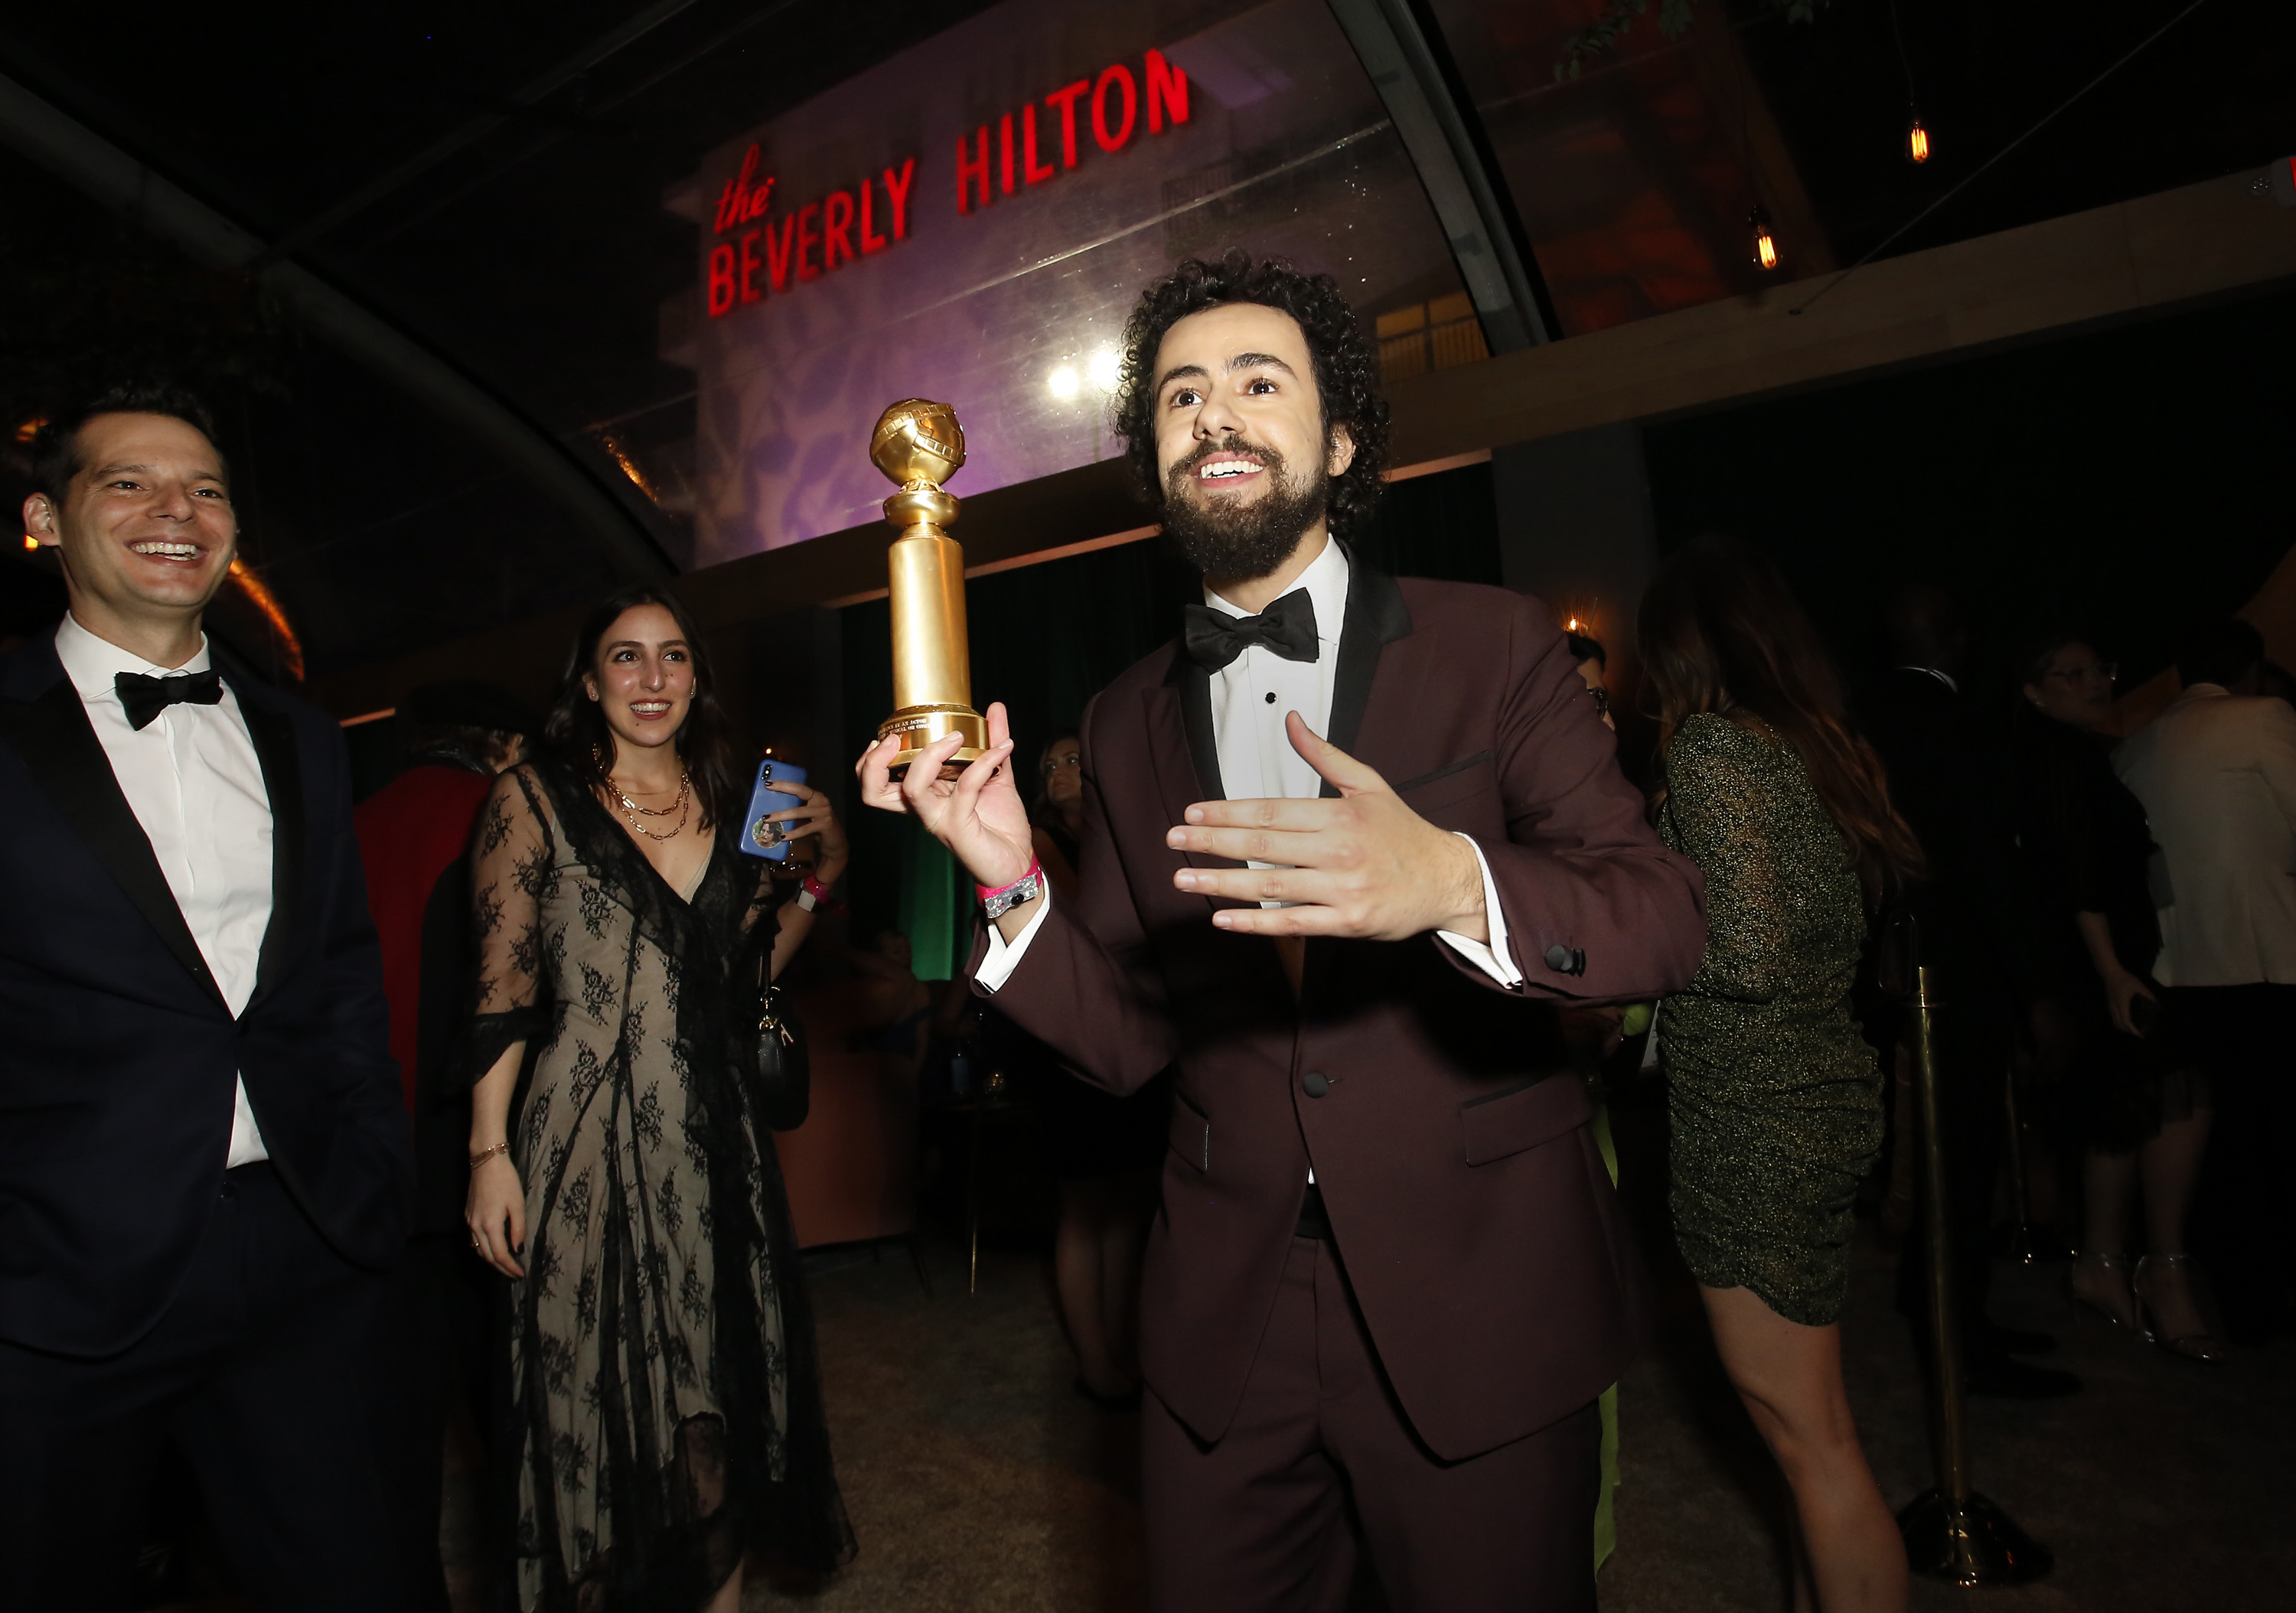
[977,538,1519,989]
[56,614,273,1166]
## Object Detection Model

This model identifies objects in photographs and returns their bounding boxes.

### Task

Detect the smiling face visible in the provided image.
[583,604,696,762]
[24,412,236,665]
[1150,302,1355,584]
[2024,641,2116,731]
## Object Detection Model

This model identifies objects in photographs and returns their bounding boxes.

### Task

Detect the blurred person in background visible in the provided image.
[1864,583,2076,1397]
[354,680,536,1608]
[461,587,854,1610]
[2010,634,2218,1360]
[1567,629,1614,731]
[2115,618,2296,1345]
[992,730,1166,1408]
[1642,536,1915,1613]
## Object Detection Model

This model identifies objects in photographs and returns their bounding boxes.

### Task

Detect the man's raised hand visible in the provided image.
[1163,712,1489,942]
[855,700,1035,890]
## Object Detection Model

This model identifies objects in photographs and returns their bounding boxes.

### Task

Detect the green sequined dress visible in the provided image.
[1655,713,1883,1327]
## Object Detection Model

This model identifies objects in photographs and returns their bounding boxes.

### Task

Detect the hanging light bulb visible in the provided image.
[1749,206,1779,272]
[1906,115,1931,165]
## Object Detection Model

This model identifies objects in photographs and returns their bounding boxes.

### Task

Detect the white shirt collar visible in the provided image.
[55,612,214,703]
[1204,535,1349,649]
[1898,663,1959,696]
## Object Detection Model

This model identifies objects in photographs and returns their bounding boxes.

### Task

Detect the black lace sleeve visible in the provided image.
[465,765,556,1080]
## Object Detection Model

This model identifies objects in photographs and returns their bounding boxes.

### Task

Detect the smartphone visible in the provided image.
[739,760,808,861]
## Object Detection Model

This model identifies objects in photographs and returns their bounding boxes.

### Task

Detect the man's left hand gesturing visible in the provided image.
[1166,712,1490,942]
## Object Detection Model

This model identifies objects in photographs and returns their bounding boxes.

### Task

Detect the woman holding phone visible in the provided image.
[463,586,854,1610]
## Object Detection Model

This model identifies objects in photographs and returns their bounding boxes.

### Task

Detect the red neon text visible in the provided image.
[713,145,775,234]
[709,48,1189,311]
[708,161,918,318]
[953,48,1190,217]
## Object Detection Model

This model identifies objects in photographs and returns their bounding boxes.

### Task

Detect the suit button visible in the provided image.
[1302,1071,1331,1098]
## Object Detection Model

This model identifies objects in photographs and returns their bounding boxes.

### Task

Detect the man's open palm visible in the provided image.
[1164,712,1487,942]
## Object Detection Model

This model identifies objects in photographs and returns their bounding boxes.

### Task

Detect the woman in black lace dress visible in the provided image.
[463,587,855,1609]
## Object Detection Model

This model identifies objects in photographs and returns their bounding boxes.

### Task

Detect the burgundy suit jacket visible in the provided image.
[974,559,1707,1460]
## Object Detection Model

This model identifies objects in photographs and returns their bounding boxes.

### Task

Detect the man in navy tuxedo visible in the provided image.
[0,384,413,1609]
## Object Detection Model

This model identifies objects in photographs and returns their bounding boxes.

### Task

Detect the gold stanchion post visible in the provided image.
[1893,919,2053,1585]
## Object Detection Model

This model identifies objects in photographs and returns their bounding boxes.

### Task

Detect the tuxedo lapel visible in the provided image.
[0,670,230,1013]
[1320,551,1414,798]
[1145,653,1246,904]
[230,677,303,1011]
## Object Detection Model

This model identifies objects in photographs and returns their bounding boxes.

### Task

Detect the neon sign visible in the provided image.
[707,161,915,317]
[704,46,1190,320]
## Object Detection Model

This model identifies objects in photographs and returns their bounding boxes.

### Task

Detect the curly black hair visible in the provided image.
[1110,249,1391,539]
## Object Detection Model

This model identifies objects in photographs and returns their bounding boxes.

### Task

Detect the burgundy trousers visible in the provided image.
[1142,1235,1600,1613]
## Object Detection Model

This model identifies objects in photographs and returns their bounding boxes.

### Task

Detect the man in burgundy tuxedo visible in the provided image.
[860,253,1706,1610]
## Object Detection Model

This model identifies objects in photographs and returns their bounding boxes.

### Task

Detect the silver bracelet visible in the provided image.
[981,868,1044,921]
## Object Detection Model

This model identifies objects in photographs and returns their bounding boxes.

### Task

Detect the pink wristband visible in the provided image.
[975,857,1042,903]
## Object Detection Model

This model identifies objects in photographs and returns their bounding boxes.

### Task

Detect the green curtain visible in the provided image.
[895,818,969,981]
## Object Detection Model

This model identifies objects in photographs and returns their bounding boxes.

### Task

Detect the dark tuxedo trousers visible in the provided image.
[974,564,1707,1609]
[0,638,414,1608]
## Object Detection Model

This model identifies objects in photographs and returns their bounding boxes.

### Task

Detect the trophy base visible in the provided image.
[879,704,987,779]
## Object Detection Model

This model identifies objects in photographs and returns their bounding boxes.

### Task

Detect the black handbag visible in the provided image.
[752,982,812,1132]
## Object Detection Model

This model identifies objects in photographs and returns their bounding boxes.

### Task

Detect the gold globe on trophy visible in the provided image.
[872,399,987,777]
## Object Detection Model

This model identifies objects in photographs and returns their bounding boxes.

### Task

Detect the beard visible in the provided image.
[1159,435,1332,582]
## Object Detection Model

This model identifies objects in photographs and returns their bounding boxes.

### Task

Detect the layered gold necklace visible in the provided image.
[606,765,692,841]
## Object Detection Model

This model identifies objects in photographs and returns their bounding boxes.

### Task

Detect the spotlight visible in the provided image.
[1749,207,1779,271]
[1907,116,1930,165]
[1047,366,1080,399]
[1088,348,1121,392]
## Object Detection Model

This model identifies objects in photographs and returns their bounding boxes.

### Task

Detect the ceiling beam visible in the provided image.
[1379,166,2296,465]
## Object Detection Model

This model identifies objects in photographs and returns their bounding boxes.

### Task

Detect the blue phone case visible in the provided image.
[739,761,807,860]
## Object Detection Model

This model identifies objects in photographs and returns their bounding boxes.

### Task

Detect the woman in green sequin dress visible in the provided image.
[1640,537,1922,1613]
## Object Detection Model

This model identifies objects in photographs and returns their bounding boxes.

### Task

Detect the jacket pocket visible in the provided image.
[1460,1074,1593,1166]
[1396,750,1496,816]
[1169,1088,1210,1172]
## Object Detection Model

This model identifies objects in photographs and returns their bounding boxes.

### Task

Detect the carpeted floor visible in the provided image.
[781,1216,2291,1613]
[153,1112,2291,1611]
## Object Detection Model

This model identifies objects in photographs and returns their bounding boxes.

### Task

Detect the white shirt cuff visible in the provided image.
[974,883,1052,992]
[1436,834,1522,988]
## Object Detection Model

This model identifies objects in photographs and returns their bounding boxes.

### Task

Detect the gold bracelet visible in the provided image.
[471,1142,511,1168]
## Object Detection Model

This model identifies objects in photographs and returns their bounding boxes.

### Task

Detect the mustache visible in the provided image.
[1169,435,1284,484]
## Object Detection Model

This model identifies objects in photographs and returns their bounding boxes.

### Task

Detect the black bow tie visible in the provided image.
[116,669,224,731]
[1182,589,1319,673]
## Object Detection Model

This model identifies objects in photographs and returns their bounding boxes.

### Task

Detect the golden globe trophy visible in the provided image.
[871,399,987,777]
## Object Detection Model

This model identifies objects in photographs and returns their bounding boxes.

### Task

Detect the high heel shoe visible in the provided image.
[2133,1252,2228,1364]
[2069,1249,2141,1334]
